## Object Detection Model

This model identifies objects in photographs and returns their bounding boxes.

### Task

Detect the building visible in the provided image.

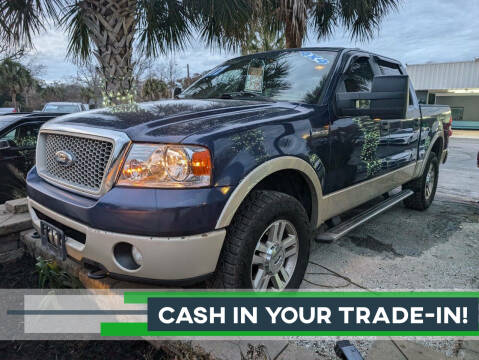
[407,59,479,129]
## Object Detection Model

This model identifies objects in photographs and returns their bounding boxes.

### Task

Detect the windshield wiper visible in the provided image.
[219,91,273,101]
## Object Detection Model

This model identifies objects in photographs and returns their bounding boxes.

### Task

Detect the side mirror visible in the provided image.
[0,139,15,150]
[174,87,182,98]
[336,75,409,119]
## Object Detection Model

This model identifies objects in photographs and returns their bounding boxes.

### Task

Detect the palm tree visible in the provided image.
[1,0,255,105]
[260,0,401,48]
[0,59,34,111]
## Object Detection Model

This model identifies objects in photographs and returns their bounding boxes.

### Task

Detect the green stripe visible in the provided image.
[124,291,479,304]
[100,322,479,337]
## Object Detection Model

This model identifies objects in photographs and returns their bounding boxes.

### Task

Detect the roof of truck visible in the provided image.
[226,47,402,66]
[44,102,83,105]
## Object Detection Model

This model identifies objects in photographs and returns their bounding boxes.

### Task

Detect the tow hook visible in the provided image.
[87,269,109,279]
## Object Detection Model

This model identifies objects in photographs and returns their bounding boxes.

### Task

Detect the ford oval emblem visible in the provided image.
[54,150,75,167]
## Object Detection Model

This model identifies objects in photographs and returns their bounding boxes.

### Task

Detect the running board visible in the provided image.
[316,190,414,242]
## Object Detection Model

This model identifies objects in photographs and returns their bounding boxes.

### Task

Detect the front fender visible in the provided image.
[214,156,324,229]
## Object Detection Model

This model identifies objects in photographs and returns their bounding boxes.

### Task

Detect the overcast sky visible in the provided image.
[27,0,479,82]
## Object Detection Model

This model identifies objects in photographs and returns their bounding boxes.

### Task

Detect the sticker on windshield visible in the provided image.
[244,65,264,93]
[300,51,330,65]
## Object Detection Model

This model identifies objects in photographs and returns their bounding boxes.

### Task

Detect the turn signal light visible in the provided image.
[191,150,212,176]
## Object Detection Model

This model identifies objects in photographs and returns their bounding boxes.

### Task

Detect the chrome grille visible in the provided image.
[40,133,114,193]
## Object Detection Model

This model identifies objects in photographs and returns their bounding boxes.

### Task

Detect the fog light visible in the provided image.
[131,246,143,266]
[113,242,141,270]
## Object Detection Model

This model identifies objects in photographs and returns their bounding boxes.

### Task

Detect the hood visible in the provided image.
[45,99,290,143]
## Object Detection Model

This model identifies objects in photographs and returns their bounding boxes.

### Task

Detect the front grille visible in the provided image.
[40,133,114,194]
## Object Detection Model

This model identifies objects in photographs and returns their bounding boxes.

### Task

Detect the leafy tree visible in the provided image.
[142,77,168,101]
[1,0,255,105]
[260,0,401,48]
[0,59,35,111]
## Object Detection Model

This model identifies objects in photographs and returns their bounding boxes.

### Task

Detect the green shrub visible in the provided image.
[35,257,83,289]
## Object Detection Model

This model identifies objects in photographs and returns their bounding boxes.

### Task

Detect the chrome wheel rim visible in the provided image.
[250,219,299,291]
[425,164,436,200]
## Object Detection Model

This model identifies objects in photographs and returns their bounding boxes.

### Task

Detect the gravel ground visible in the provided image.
[294,197,478,359]
[295,136,479,359]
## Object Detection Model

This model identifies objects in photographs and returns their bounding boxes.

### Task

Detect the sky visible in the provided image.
[26,0,479,82]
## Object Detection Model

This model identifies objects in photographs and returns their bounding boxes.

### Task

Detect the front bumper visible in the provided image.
[27,166,232,237]
[29,198,226,282]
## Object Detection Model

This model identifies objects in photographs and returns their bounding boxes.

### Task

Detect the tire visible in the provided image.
[210,190,311,290]
[403,153,439,211]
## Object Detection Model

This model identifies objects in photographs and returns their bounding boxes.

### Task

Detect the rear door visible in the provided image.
[373,58,420,171]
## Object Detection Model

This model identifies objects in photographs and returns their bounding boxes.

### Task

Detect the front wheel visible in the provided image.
[403,153,439,211]
[211,191,311,290]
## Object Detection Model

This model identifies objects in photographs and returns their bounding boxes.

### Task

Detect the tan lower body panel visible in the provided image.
[28,198,225,281]
[319,163,416,222]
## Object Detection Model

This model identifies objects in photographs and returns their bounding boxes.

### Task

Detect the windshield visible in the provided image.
[43,104,80,113]
[181,50,337,104]
[0,115,23,132]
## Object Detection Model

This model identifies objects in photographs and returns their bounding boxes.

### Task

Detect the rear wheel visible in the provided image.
[403,153,439,211]
[211,190,311,290]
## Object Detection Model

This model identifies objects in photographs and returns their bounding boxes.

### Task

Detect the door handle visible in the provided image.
[381,122,390,130]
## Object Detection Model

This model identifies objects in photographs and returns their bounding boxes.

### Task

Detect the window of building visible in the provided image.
[428,93,436,104]
[451,107,464,121]
[342,57,374,93]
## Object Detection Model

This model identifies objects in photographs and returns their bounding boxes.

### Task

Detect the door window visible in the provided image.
[341,57,374,93]
[377,60,402,75]
[1,123,41,147]
[416,90,428,104]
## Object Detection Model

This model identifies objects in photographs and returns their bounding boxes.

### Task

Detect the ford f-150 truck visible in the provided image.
[26,48,451,290]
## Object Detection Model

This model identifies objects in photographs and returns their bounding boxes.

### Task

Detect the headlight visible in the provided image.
[117,144,212,188]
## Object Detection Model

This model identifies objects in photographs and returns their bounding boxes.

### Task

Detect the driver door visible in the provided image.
[325,55,391,194]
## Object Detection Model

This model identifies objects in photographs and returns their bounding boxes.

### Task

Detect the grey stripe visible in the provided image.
[7,310,147,315]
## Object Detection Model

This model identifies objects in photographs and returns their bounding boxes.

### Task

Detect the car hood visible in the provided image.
[45,99,291,143]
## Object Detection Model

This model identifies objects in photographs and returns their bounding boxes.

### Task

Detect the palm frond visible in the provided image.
[136,0,192,57]
[310,0,338,39]
[61,2,92,63]
[339,0,401,41]
[184,0,255,52]
[0,0,63,47]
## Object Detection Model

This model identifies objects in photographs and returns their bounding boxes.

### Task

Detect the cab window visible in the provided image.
[340,57,374,93]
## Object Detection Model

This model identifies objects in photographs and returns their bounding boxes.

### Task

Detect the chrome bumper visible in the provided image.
[28,198,225,281]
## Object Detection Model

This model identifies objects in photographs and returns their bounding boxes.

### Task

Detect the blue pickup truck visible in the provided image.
[26,48,451,289]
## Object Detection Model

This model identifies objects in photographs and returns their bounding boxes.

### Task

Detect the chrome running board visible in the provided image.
[316,190,414,242]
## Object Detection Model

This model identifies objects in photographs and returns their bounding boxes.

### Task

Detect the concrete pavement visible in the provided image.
[438,136,479,200]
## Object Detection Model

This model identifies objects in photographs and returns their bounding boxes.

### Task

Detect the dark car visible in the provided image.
[0,112,65,203]
[26,48,450,289]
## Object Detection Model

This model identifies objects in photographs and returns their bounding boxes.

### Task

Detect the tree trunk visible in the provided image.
[80,0,137,106]
[11,90,17,111]
[283,1,306,49]
[285,17,302,48]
